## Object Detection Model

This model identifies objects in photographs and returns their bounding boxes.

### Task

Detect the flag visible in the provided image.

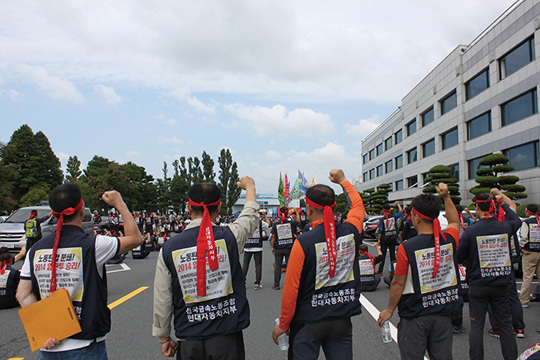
[278,173,285,207]
[299,171,309,195]
[284,173,291,204]
[290,171,302,199]
[310,173,317,187]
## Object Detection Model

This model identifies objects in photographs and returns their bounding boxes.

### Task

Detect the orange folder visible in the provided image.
[18,288,82,351]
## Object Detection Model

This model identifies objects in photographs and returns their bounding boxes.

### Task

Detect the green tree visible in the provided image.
[371,184,391,214]
[65,155,82,183]
[201,151,216,182]
[470,153,527,202]
[218,148,240,214]
[335,192,349,214]
[423,165,461,206]
[35,131,63,188]
[362,188,376,214]
[83,155,111,179]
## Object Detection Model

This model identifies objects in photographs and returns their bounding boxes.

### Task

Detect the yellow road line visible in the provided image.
[8,358,24,360]
[108,286,148,310]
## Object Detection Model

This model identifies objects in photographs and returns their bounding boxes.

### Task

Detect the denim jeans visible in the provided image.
[38,341,107,360]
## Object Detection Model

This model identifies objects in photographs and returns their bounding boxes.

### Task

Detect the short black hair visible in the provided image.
[49,183,83,222]
[475,192,494,212]
[188,183,221,215]
[306,184,335,209]
[404,205,412,214]
[456,205,463,212]
[280,207,289,214]
[410,194,441,221]
[526,204,538,214]
[382,204,390,210]
[359,244,368,252]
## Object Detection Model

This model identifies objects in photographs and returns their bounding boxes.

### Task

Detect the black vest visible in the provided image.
[0,266,20,309]
[28,226,111,339]
[461,217,514,287]
[524,218,540,252]
[272,220,296,250]
[291,222,362,325]
[358,253,377,288]
[162,226,250,340]
[398,233,460,319]
[245,220,263,250]
[379,217,397,243]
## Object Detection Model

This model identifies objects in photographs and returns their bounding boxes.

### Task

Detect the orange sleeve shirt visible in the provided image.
[394,227,459,276]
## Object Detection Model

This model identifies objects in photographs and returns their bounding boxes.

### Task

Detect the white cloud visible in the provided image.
[8,90,23,101]
[226,103,334,136]
[20,65,84,103]
[57,152,70,162]
[158,136,184,144]
[346,115,381,138]
[125,151,140,157]
[94,84,122,104]
[169,89,215,114]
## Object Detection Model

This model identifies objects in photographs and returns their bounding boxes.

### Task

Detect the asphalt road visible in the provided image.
[2,238,540,359]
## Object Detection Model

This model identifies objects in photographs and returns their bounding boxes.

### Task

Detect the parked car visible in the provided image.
[363,215,383,239]
[0,205,94,251]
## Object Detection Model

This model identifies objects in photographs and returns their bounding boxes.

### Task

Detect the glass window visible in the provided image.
[467,112,491,140]
[422,172,431,184]
[503,141,539,171]
[422,107,435,127]
[422,139,435,157]
[468,154,489,179]
[363,172,368,182]
[385,160,393,173]
[385,137,393,151]
[448,163,459,181]
[501,89,538,126]
[441,90,457,115]
[407,148,417,163]
[376,165,383,177]
[500,37,535,79]
[465,68,489,100]
[441,128,458,150]
[369,168,375,180]
[376,143,383,156]
[395,129,403,144]
[363,153,368,164]
[395,155,403,169]
[395,180,404,191]
[369,149,375,161]
[406,120,417,136]
[407,175,418,188]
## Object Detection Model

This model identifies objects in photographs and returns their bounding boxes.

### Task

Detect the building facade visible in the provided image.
[361,0,540,205]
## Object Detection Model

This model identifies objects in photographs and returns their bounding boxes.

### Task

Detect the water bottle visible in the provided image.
[381,321,392,343]
[275,318,289,350]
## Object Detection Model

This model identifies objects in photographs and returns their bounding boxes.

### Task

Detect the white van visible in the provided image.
[0,205,94,251]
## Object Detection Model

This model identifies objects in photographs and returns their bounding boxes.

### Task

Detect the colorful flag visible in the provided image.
[278,173,285,207]
[290,172,302,199]
[299,171,309,195]
[310,173,317,187]
[284,173,291,204]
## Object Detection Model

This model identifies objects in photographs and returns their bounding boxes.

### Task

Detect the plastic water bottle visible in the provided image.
[275,318,289,350]
[381,321,392,343]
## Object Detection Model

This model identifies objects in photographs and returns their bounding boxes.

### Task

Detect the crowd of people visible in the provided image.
[0,169,539,360]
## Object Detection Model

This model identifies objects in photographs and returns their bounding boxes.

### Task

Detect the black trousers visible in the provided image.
[378,241,396,274]
[243,251,262,285]
[178,331,245,360]
[274,248,290,287]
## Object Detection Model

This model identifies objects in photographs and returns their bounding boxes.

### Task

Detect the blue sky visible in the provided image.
[0,0,517,194]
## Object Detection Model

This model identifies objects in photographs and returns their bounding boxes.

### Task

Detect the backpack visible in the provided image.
[25,218,38,238]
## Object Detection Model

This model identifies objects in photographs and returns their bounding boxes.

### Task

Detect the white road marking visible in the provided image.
[106,263,131,273]
[360,294,430,360]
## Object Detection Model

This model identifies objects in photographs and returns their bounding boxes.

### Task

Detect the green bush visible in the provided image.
[476,168,493,176]
[501,184,526,192]
[498,175,520,185]
[493,165,514,173]
[479,153,509,166]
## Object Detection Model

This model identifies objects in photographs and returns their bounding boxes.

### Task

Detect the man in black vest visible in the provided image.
[519,204,540,307]
[272,169,365,359]
[271,207,299,290]
[457,189,521,360]
[243,210,270,290]
[24,209,52,250]
[0,250,20,309]
[153,178,259,359]
[358,244,383,291]
[16,183,143,357]
[377,183,460,360]
[374,202,403,275]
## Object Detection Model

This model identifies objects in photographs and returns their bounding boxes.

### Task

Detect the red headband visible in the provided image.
[50,198,84,293]
[0,260,7,275]
[306,197,337,277]
[412,208,446,278]
[458,212,465,229]
[189,198,221,297]
[279,209,288,224]
[383,208,391,228]
[476,199,504,221]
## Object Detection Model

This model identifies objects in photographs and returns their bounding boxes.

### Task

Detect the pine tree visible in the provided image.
[201,151,216,182]
[218,148,240,214]
[423,165,461,206]
[65,155,82,183]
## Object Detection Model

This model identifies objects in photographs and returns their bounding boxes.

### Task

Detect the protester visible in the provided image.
[16,184,143,357]
[377,183,461,360]
[24,209,52,249]
[374,202,403,275]
[243,209,271,290]
[358,244,383,291]
[457,189,522,360]
[519,204,540,308]
[272,169,365,359]
[0,249,20,309]
[153,178,259,359]
[271,207,299,290]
